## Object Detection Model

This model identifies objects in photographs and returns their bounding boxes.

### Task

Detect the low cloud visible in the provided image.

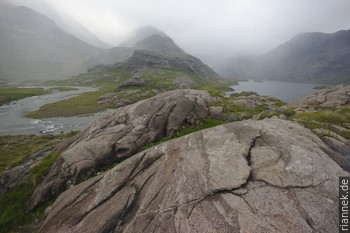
[10,0,350,66]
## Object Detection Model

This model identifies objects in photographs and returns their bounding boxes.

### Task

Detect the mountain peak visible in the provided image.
[135,26,169,39]
[120,26,169,47]
[134,34,185,56]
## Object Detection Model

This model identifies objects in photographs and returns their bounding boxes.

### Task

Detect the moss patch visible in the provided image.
[0,132,78,233]
[0,183,36,233]
[0,87,50,105]
[294,108,350,125]
[28,64,238,119]
[48,87,78,92]
[25,88,113,118]
[293,108,350,140]
[0,152,60,233]
[0,134,75,174]
[30,151,60,185]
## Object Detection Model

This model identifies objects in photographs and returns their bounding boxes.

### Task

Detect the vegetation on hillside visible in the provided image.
[0,132,78,233]
[26,64,237,118]
[0,87,78,106]
[0,133,76,174]
[293,108,350,139]
[25,88,113,118]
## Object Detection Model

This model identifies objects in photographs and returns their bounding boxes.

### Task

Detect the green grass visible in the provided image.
[0,183,35,233]
[25,89,113,118]
[30,151,60,185]
[31,63,238,119]
[294,109,350,124]
[0,132,79,232]
[26,69,237,119]
[270,98,287,107]
[57,66,132,87]
[196,82,235,97]
[0,132,78,175]
[0,87,50,105]
[0,151,61,233]
[211,96,269,120]
[48,87,78,92]
[0,183,54,233]
[293,108,350,139]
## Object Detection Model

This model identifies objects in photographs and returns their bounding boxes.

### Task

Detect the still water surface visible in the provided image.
[231,80,325,103]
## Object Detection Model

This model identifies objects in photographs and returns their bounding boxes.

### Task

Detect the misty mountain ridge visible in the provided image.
[134,34,185,57]
[9,0,110,48]
[120,26,188,57]
[225,29,350,84]
[0,3,215,83]
[69,26,219,86]
[2,0,349,85]
[66,48,220,87]
[0,2,102,80]
[119,26,169,47]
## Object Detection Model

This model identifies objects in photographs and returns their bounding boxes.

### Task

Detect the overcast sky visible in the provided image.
[12,0,350,61]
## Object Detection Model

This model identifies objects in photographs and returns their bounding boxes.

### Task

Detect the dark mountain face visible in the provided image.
[119,26,169,47]
[123,50,219,78]
[119,27,217,79]
[255,30,350,83]
[0,2,134,81]
[0,5,216,82]
[0,2,103,80]
[134,34,185,56]
[226,30,350,84]
[10,0,110,48]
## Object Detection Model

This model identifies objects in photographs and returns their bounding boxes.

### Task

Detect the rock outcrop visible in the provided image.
[290,84,350,109]
[289,84,350,171]
[123,50,220,80]
[25,89,215,212]
[0,147,53,195]
[40,118,348,233]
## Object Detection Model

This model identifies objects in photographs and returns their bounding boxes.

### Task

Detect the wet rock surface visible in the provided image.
[40,118,347,233]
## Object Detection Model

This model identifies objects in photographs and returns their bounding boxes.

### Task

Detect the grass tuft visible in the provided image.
[294,109,350,124]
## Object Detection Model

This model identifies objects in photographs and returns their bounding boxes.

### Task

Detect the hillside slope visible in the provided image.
[10,0,110,48]
[256,30,350,84]
[0,2,104,80]
[222,30,350,84]
[0,2,134,81]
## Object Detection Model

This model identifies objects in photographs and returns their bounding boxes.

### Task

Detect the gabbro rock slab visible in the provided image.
[25,89,215,212]
[288,84,350,171]
[41,118,347,233]
[290,84,350,109]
